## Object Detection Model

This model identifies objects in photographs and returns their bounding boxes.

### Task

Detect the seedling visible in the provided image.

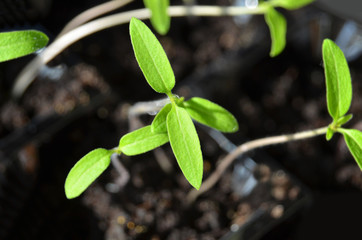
[188,38,362,201]
[323,39,362,169]
[12,0,315,98]
[63,0,362,201]
[143,0,314,56]
[65,16,362,200]
[64,18,238,199]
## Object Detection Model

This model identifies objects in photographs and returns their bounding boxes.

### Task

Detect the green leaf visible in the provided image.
[322,39,352,120]
[337,114,353,126]
[264,7,287,57]
[339,129,362,170]
[65,148,112,199]
[271,0,314,10]
[182,97,239,133]
[326,127,334,141]
[119,125,169,155]
[0,30,48,62]
[167,105,203,189]
[129,18,175,93]
[151,103,172,133]
[143,0,170,35]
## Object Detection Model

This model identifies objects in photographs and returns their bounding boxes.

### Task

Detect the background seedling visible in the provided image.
[187,38,362,202]
[12,0,314,98]
[143,0,170,35]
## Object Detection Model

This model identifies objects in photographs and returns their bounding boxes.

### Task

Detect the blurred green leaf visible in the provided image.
[264,7,287,57]
[271,0,314,10]
[65,148,112,199]
[0,30,48,62]
[151,103,172,133]
[322,39,352,121]
[326,127,334,141]
[143,0,170,35]
[183,97,238,133]
[119,125,169,155]
[167,105,203,189]
[337,114,353,126]
[339,129,362,170]
[129,18,175,93]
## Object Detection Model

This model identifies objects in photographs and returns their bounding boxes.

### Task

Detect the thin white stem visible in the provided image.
[168,5,266,17]
[186,126,328,204]
[58,0,133,37]
[128,97,170,117]
[109,153,130,192]
[12,5,267,98]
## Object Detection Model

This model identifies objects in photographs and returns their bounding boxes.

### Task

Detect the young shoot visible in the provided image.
[186,38,362,202]
[64,18,238,199]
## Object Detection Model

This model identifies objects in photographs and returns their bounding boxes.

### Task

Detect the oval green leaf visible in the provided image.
[151,103,172,133]
[119,125,169,156]
[143,0,170,35]
[129,18,175,93]
[326,127,334,141]
[182,97,239,133]
[167,105,203,190]
[322,39,352,121]
[271,0,314,10]
[339,129,362,170]
[65,148,112,199]
[264,7,287,57]
[337,114,353,126]
[0,30,49,62]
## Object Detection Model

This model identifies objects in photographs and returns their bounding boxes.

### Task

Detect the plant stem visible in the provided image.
[108,153,130,192]
[186,126,328,204]
[12,5,267,98]
[58,0,131,37]
[168,5,267,17]
[128,97,171,117]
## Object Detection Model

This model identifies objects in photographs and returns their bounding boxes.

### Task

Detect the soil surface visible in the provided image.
[1,1,362,240]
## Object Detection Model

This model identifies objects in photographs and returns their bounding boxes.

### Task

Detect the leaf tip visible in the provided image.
[326,127,334,141]
[64,175,81,199]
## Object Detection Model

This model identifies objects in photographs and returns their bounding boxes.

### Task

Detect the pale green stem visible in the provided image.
[186,126,328,204]
[12,5,268,98]
[58,0,132,37]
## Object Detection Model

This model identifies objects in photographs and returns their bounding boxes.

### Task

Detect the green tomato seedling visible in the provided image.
[321,39,362,169]
[65,1,362,201]
[64,18,239,199]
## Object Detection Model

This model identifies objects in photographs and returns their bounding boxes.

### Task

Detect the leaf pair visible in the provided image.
[0,30,48,62]
[129,18,202,188]
[118,97,238,190]
[127,18,238,189]
[64,126,170,200]
[322,39,362,170]
[152,97,239,188]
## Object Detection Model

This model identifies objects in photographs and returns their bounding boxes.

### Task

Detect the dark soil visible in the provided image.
[1,1,362,240]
